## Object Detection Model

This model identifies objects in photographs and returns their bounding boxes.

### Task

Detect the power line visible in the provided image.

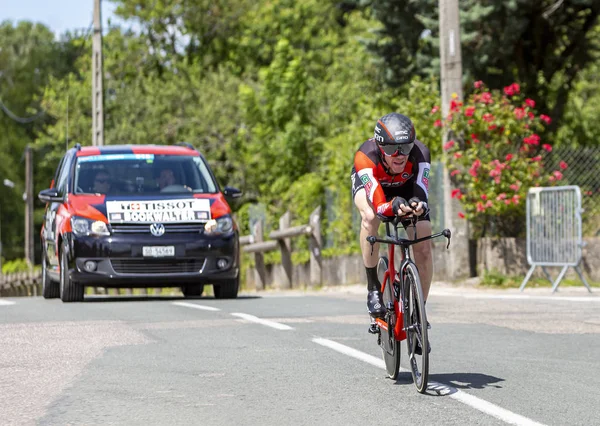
[0,99,45,124]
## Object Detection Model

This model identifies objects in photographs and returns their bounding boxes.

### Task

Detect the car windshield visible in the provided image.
[73,153,218,195]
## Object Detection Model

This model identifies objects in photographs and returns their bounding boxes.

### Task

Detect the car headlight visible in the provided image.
[71,217,110,237]
[204,215,233,234]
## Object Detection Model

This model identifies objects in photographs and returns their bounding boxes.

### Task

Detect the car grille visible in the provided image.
[110,223,204,234]
[111,259,205,274]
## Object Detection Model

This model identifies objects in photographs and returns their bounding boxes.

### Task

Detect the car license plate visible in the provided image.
[142,246,175,257]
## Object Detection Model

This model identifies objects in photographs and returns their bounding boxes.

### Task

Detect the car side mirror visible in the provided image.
[38,188,63,203]
[223,186,242,199]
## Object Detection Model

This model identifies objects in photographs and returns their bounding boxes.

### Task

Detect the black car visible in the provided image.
[38,143,242,302]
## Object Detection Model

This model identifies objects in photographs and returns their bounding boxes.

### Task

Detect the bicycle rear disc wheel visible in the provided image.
[403,262,429,393]
[378,256,400,379]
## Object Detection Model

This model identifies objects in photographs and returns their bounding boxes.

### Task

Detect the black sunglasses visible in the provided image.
[378,142,414,157]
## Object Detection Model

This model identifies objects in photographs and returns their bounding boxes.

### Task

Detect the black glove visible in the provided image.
[392,197,408,216]
[408,197,428,215]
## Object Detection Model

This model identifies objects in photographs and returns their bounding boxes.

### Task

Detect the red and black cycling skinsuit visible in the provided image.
[351,138,431,223]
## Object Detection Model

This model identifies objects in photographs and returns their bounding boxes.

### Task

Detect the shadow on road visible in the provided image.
[392,372,504,394]
[429,372,505,390]
[82,295,262,303]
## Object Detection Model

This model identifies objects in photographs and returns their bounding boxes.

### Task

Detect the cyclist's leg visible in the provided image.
[405,219,433,300]
[351,169,381,270]
[351,170,384,316]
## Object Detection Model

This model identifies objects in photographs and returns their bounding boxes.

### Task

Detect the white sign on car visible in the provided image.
[105,198,211,223]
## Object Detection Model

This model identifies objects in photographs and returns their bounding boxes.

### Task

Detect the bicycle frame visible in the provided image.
[369,217,451,341]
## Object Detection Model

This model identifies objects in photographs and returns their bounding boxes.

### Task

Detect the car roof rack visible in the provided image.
[74,143,82,151]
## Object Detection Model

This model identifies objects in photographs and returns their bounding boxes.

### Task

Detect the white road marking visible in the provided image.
[431,290,600,303]
[231,313,294,331]
[172,302,220,311]
[312,338,546,426]
[0,300,16,306]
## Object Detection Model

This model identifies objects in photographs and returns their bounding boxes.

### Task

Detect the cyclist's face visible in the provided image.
[383,153,408,173]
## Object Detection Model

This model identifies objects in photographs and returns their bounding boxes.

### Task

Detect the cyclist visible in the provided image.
[351,113,433,324]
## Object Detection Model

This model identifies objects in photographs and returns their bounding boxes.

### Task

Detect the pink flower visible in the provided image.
[471,134,480,143]
[469,168,478,177]
[514,107,526,120]
[497,193,507,200]
[528,112,535,120]
[458,212,465,219]
[465,107,475,117]
[504,85,515,96]
[531,155,542,162]
[505,153,513,161]
[431,106,440,114]
[525,99,535,108]
[450,169,460,177]
[485,200,493,208]
[472,159,481,169]
[540,114,552,124]
[504,199,512,205]
[512,83,521,94]
[468,119,475,125]
[512,195,520,205]
[434,119,442,128]
[454,152,462,159]
[480,92,492,104]
[444,140,455,150]
[542,144,552,152]
[476,202,485,212]
[450,99,462,112]
[474,80,484,89]
[523,134,541,145]
[488,124,498,131]
[451,189,463,199]
[553,171,563,180]
[510,184,520,191]
[481,194,487,200]
[559,161,568,170]
[482,113,494,122]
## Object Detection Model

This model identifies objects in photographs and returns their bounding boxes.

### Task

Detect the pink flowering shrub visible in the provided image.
[439,81,566,237]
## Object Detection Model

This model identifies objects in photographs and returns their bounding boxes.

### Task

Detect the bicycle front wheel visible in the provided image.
[378,256,400,379]
[403,261,429,393]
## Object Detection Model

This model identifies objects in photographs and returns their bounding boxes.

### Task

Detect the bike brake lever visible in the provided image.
[442,229,451,249]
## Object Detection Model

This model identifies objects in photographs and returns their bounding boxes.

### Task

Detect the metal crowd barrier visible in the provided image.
[520,186,591,292]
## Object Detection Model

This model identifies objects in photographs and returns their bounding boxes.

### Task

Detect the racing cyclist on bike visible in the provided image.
[351,113,433,329]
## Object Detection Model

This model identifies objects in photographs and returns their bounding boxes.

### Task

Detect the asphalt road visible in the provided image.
[1,283,599,426]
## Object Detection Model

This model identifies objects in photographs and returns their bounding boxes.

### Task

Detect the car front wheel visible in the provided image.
[60,242,84,303]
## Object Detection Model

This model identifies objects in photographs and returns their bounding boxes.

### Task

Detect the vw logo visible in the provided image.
[150,223,165,237]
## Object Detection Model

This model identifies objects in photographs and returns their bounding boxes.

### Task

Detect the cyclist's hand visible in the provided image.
[392,197,412,216]
[408,197,427,216]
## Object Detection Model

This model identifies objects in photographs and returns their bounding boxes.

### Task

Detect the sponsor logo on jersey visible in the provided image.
[422,168,430,190]
[360,174,373,195]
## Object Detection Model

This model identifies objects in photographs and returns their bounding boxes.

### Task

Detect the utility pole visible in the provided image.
[439,0,470,280]
[92,0,105,146]
[25,146,34,269]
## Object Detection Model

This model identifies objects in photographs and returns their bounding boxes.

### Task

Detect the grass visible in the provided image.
[479,269,600,289]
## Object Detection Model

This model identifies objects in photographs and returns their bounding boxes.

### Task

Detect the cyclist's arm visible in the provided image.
[354,151,395,218]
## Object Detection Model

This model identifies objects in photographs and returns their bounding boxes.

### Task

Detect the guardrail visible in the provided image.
[0,271,42,297]
[240,207,322,289]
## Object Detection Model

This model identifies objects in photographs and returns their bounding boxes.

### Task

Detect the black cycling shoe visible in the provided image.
[414,339,431,355]
[367,290,386,318]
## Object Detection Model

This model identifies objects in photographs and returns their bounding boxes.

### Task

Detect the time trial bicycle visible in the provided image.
[367,213,451,393]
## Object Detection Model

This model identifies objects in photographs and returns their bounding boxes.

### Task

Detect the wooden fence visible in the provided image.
[0,271,42,297]
[240,207,322,289]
